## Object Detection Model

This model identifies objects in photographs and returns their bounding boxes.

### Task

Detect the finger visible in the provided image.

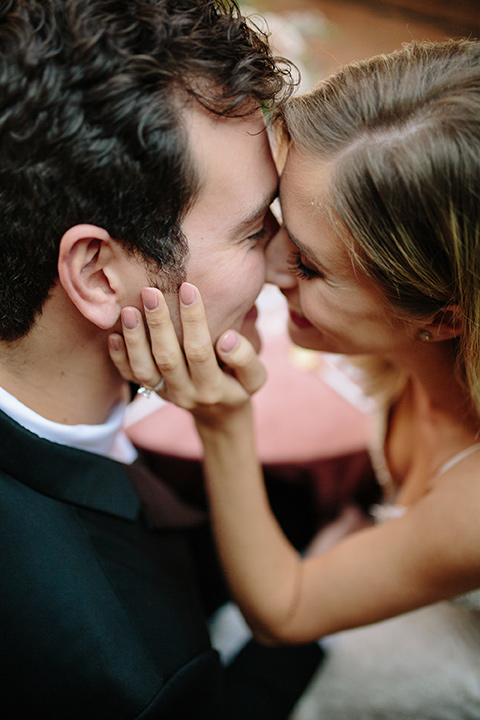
[108,333,136,383]
[140,287,192,396]
[120,307,165,390]
[217,330,267,395]
[178,283,225,391]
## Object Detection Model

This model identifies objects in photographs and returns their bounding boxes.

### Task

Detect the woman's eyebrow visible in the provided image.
[284,223,329,272]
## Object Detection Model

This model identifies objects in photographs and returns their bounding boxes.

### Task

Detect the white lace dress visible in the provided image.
[290,410,480,720]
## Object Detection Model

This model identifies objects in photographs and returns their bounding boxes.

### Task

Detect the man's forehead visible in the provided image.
[184,102,269,171]
[181,101,278,238]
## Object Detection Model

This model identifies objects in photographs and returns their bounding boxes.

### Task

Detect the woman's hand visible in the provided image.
[108,283,267,427]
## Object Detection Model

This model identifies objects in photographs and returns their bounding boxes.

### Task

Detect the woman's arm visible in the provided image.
[110,285,480,644]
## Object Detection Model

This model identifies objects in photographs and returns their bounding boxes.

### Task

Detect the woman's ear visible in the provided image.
[419,304,464,342]
[57,224,124,329]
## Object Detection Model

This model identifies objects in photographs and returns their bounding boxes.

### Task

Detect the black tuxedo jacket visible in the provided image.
[0,408,226,718]
[0,409,322,719]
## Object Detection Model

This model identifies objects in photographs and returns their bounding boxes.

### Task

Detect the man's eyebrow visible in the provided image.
[284,223,328,271]
[232,186,279,231]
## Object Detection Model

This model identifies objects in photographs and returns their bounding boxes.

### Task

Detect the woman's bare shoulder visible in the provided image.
[405,452,480,591]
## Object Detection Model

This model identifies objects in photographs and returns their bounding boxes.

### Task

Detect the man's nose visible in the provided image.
[266,227,297,290]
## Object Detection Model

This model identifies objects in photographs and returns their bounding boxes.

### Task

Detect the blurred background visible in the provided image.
[246,0,480,93]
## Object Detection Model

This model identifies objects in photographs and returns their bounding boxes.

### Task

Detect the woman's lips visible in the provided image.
[289,309,313,329]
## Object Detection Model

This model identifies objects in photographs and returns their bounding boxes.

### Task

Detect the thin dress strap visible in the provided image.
[435,442,480,476]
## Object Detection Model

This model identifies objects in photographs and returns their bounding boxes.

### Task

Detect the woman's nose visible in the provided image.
[266,227,297,290]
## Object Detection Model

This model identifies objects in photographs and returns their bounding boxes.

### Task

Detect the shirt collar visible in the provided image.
[0,384,138,464]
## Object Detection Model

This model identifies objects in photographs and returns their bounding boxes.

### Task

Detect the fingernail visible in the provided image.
[109,334,122,352]
[122,308,138,330]
[219,331,238,353]
[180,282,196,306]
[142,287,159,311]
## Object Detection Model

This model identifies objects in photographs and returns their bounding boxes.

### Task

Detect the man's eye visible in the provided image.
[247,209,278,245]
[248,227,268,243]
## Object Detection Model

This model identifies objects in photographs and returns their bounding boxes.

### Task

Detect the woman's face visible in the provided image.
[267,148,415,356]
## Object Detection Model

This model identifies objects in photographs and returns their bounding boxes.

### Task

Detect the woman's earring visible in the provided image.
[418,330,433,342]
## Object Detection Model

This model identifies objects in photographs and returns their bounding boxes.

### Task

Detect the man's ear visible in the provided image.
[420,304,464,342]
[57,224,125,329]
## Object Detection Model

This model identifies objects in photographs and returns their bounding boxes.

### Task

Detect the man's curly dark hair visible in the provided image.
[0,0,295,340]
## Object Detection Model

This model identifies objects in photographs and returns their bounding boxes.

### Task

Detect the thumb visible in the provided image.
[217,330,267,395]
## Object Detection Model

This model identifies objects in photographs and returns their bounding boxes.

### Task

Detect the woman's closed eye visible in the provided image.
[288,250,323,280]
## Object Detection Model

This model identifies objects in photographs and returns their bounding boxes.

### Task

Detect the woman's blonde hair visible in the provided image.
[278,40,480,412]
